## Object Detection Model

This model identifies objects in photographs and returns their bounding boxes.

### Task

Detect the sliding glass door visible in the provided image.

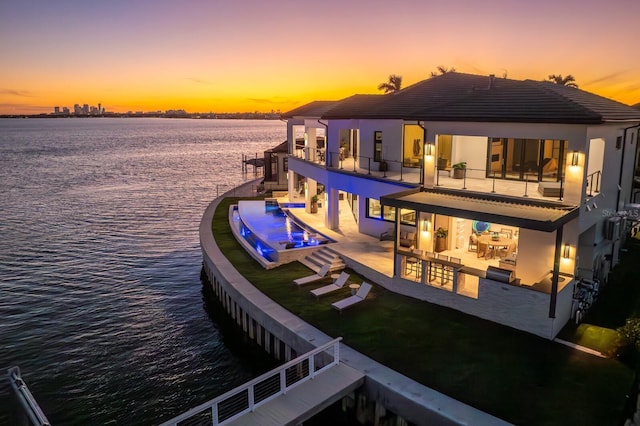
[488,138,564,182]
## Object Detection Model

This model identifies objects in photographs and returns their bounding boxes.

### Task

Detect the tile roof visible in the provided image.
[265,140,288,153]
[313,72,640,124]
[280,100,339,118]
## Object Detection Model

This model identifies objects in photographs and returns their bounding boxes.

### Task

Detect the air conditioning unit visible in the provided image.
[604,217,621,240]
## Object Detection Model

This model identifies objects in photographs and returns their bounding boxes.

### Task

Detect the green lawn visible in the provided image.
[212,197,635,425]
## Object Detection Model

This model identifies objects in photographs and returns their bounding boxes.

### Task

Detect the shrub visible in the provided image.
[617,318,640,351]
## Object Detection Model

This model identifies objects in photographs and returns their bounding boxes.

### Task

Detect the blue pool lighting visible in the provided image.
[234,200,334,262]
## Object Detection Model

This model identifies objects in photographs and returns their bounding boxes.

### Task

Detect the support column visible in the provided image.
[417,212,433,251]
[287,170,295,202]
[305,178,317,214]
[562,146,583,206]
[393,208,401,277]
[325,188,340,230]
[423,132,436,188]
[549,226,563,318]
[306,127,317,162]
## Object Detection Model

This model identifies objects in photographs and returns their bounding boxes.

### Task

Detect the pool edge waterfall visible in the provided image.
[229,199,335,269]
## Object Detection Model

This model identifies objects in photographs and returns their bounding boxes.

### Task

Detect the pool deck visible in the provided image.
[281,198,396,283]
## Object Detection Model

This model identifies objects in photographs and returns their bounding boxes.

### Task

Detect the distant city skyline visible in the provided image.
[52,103,105,115]
[49,104,282,116]
[1,1,639,115]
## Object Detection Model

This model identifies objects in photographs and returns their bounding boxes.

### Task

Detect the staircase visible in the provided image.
[301,246,345,272]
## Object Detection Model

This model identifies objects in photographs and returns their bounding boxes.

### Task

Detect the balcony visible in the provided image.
[291,149,571,204]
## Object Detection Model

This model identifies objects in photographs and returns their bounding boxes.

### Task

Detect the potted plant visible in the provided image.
[452,161,467,179]
[339,143,347,160]
[435,227,448,252]
[310,194,318,213]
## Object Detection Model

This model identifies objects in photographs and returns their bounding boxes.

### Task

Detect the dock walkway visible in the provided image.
[226,362,363,426]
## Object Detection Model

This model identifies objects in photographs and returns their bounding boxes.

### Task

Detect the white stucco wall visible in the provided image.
[515,229,555,284]
[356,119,404,170]
[451,135,488,179]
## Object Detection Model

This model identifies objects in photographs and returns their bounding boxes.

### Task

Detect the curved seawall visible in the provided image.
[199,181,509,426]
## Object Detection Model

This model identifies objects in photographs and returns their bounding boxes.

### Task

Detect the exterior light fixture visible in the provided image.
[571,151,579,167]
[425,143,433,157]
[562,244,571,259]
[422,220,430,232]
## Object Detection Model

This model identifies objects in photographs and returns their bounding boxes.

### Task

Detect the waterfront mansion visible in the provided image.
[279,72,640,339]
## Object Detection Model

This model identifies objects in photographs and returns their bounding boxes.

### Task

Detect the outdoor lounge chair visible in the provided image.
[310,272,349,299]
[293,264,331,286]
[331,282,372,312]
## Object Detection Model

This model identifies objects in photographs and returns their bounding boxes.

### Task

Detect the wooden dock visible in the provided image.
[226,363,364,426]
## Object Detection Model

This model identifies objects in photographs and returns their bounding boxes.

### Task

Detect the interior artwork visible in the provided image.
[472,220,491,234]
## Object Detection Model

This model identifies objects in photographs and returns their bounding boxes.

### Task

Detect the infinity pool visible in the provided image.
[232,200,334,264]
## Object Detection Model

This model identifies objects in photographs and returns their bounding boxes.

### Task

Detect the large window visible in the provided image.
[487,138,565,182]
[374,131,382,162]
[403,124,424,168]
[367,199,416,225]
[437,135,453,170]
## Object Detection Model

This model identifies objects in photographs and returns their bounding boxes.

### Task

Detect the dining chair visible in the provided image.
[468,233,478,252]
[477,241,490,258]
[500,228,513,239]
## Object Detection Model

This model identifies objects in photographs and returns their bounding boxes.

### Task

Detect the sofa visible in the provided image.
[380,230,416,249]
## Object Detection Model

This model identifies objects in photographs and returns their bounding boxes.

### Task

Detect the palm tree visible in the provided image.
[547,74,578,88]
[377,74,402,93]
[430,66,456,77]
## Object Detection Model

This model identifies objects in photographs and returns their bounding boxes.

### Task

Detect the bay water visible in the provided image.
[0,118,285,424]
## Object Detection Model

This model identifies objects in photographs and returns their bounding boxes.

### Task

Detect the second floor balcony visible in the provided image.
[290,147,599,206]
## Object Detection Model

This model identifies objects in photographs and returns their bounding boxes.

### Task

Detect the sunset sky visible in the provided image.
[1,0,639,115]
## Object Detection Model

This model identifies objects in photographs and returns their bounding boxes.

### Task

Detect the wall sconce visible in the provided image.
[571,151,579,167]
[425,143,433,157]
[562,244,571,259]
[422,220,430,233]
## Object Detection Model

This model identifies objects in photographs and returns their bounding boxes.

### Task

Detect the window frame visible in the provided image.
[373,131,383,162]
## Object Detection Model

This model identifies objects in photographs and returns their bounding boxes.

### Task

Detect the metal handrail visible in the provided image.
[159,337,342,426]
[8,366,51,426]
[587,170,601,197]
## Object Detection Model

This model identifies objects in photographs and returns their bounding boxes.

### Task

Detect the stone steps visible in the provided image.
[300,247,345,273]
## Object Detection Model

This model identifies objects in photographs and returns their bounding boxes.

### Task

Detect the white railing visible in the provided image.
[159,337,342,426]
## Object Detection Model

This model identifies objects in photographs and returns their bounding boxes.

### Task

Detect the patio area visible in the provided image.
[279,195,516,289]
[281,195,395,286]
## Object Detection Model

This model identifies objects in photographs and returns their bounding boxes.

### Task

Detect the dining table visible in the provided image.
[477,234,515,258]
